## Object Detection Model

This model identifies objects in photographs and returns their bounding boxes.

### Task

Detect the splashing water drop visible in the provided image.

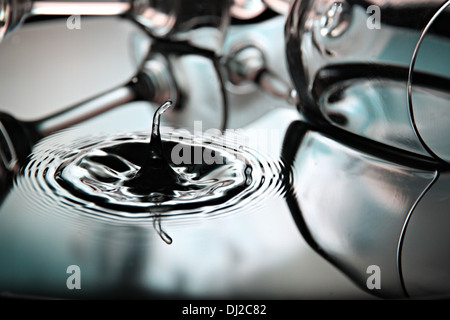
[124,100,186,195]
[17,100,286,229]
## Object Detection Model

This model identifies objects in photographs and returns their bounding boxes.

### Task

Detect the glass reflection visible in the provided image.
[281,120,435,298]
[286,0,450,160]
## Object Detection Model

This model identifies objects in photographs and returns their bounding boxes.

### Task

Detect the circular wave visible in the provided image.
[16,128,287,225]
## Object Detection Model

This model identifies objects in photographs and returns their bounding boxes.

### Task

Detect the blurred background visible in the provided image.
[1,0,448,300]
[0,9,375,299]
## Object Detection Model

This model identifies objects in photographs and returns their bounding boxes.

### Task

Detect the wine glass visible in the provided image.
[0,0,230,52]
[285,0,450,162]
[283,0,450,299]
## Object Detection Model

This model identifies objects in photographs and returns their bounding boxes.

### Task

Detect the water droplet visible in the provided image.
[17,101,287,236]
[124,100,186,194]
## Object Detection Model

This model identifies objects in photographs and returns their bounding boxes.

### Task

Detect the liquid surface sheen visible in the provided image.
[17,129,285,223]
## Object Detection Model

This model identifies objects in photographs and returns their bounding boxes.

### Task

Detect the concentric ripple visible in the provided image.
[16,128,286,223]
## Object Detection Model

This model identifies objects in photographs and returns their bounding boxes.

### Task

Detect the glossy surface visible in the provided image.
[223,16,297,130]
[226,44,297,104]
[408,2,450,162]
[163,53,226,131]
[0,107,373,299]
[0,27,227,193]
[30,124,276,221]
[136,49,227,130]
[317,77,429,156]
[0,0,131,42]
[283,122,435,298]
[285,0,450,160]
[0,8,414,299]
[401,172,450,298]
[134,0,230,52]
[1,0,230,52]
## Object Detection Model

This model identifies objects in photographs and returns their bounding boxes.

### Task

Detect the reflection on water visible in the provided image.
[281,120,435,298]
[0,106,374,299]
[18,125,285,222]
